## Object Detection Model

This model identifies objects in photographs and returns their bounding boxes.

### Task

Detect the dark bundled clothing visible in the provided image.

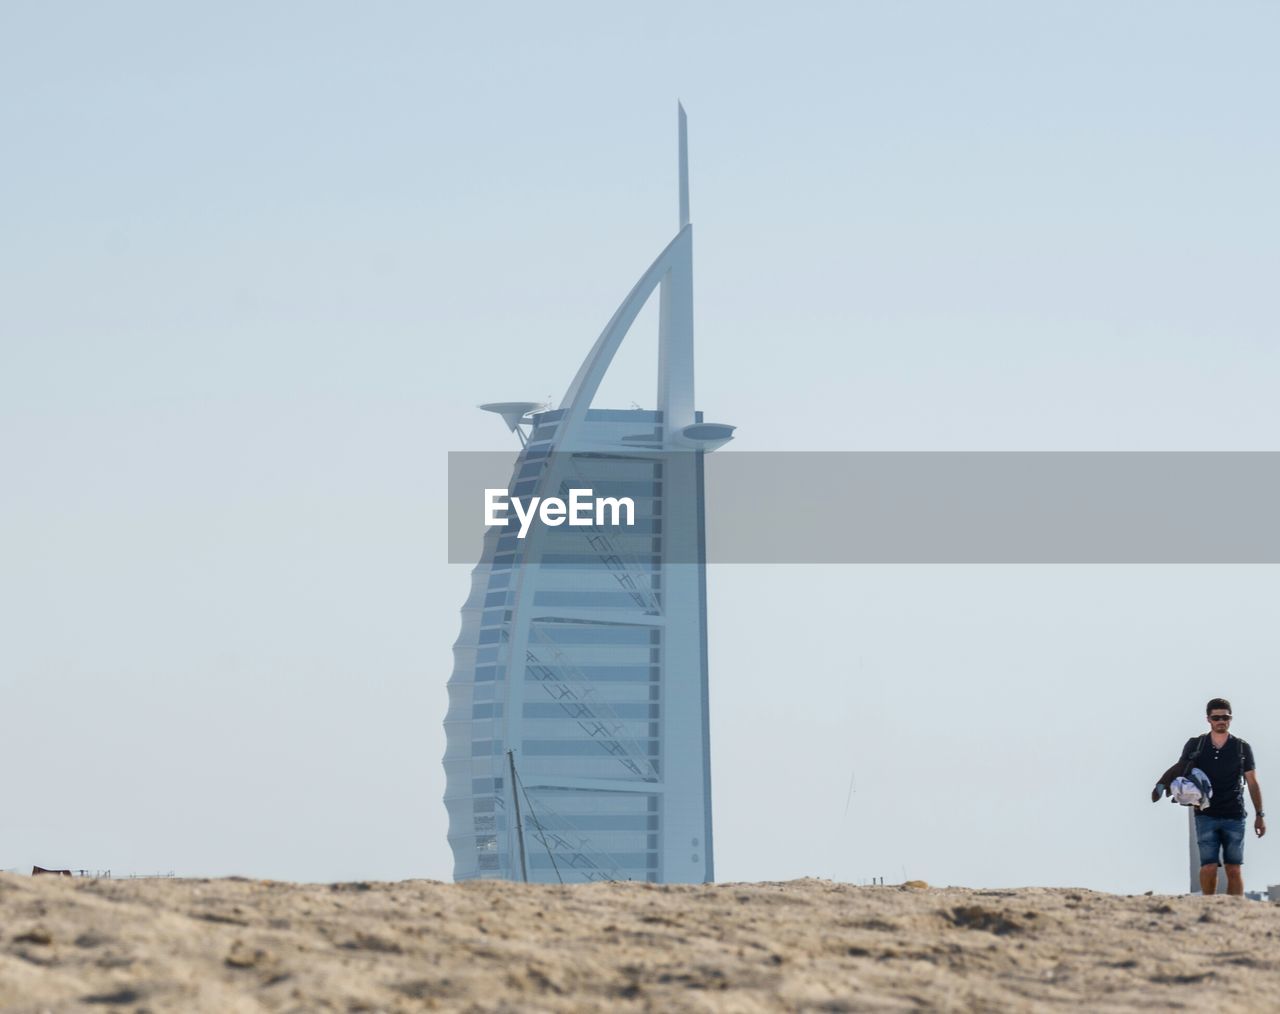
[1176,735,1255,819]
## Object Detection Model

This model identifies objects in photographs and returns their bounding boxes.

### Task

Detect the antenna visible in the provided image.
[678,102,690,229]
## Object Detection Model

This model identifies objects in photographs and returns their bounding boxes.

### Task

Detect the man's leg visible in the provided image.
[1195,815,1222,894]
[1222,819,1246,896]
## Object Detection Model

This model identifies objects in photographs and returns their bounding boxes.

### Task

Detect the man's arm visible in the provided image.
[1152,759,1183,801]
[1152,741,1196,802]
[1246,770,1265,837]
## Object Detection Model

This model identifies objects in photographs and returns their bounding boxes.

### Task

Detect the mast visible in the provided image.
[678,101,690,230]
[556,103,697,436]
[658,102,695,430]
[507,750,529,883]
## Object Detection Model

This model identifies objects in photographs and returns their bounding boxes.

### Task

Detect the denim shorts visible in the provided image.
[1195,813,1246,866]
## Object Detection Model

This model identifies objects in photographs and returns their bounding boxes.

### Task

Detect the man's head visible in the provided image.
[1206,698,1233,730]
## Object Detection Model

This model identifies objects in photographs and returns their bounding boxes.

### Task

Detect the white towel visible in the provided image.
[1169,768,1213,810]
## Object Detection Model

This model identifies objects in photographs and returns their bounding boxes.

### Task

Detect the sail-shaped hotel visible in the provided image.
[444,107,734,883]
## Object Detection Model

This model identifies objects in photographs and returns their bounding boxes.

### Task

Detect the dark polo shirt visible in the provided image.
[1179,734,1256,819]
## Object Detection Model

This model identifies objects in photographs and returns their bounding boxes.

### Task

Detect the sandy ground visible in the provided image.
[3,874,1280,1012]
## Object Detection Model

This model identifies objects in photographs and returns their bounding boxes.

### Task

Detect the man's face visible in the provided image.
[1207,709,1232,732]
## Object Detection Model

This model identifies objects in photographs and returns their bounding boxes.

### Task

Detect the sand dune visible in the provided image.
[3,873,1278,1012]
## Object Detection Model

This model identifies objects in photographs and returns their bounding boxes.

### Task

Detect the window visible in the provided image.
[532,591,644,608]
[523,664,649,682]
[528,853,652,870]
[535,625,652,645]
[522,740,659,756]
[583,409,661,422]
[524,814,650,831]
[523,702,650,719]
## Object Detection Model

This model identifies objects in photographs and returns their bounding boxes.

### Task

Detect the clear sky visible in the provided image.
[3,2,1278,892]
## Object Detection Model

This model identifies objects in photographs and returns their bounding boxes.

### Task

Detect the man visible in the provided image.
[1152,698,1265,896]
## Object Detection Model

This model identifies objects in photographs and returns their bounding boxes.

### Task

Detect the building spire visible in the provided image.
[678,101,690,229]
[556,105,696,430]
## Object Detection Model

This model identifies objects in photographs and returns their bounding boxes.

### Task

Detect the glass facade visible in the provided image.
[444,410,715,883]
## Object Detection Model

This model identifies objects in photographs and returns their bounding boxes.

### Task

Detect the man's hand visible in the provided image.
[1152,783,1166,803]
[1255,815,1266,838]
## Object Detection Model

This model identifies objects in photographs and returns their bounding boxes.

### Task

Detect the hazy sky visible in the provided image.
[3,2,1278,893]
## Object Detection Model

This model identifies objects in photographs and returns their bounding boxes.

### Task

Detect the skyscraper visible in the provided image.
[444,106,733,883]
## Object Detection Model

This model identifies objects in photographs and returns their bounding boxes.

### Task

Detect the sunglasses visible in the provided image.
[1209,714,1233,721]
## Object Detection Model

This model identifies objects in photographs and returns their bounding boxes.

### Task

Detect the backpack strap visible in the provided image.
[1183,734,1208,777]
